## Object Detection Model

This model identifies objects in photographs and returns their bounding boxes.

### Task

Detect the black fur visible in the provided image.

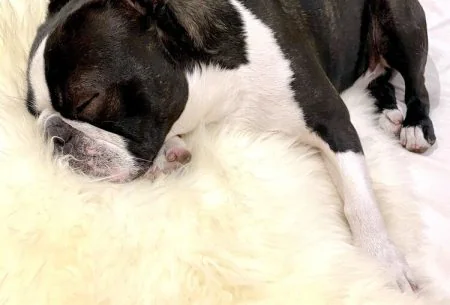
[368,69,398,112]
[368,0,435,145]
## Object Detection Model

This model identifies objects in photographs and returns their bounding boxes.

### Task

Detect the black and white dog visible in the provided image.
[26,0,436,292]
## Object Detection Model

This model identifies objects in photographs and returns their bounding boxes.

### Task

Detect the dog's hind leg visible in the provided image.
[294,67,417,291]
[372,0,436,153]
[368,68,404,136]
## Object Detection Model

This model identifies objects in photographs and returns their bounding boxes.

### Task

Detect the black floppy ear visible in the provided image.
[121,0,202,60]
[47,0,72,17]
[121,0,246,67]
[119,0,169,30]
[121,0,153,15]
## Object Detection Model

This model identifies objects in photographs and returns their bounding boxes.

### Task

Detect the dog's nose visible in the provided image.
[44,116,75,150]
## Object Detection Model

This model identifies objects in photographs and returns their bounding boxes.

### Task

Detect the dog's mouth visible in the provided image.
[38,111,146,183]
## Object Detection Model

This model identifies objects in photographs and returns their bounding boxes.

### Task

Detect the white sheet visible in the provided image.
[394,0,450,291]
[406,0,450,195]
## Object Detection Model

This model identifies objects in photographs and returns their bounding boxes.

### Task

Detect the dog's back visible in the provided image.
[240,0,369,91]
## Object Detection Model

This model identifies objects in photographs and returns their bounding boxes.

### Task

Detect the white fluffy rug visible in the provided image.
[0,1,449,304]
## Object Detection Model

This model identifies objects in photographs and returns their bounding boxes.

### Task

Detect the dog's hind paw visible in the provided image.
[379,108,403,136]
[356,237,418,293]
[385,244,419,293]
[400,111,436,153]
[400,117,436,153]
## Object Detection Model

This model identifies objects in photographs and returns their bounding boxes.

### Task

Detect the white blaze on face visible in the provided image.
[29,35,52,113]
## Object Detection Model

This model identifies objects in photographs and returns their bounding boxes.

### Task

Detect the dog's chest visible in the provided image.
[168,0,307,138]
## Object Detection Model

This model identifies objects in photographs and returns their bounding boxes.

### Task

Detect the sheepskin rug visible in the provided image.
[0,1,449,304]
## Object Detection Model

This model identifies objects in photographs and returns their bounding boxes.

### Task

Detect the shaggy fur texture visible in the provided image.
[0,1,449,304]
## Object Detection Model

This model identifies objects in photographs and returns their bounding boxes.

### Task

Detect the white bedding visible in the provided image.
[394,0,450,290]
[403,0,450,199]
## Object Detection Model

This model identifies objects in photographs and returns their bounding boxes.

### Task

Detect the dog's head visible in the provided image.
[26,0,247,182]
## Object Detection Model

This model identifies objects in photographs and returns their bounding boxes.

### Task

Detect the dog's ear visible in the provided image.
[121,0,236,63]
[120,0,150,15]
[47,0,72,16]
[121,0,207,46]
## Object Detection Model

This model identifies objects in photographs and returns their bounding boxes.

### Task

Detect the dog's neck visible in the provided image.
[167,0,305,139]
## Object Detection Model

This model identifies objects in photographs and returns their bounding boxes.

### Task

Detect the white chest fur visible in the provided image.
[167,0,306,139]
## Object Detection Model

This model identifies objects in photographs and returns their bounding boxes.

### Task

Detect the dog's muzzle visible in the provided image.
[39,111,142,182]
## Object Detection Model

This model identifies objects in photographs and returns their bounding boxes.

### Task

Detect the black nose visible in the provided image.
[44,116,75,150]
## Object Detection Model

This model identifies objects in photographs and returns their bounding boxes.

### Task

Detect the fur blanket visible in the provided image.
[0,1,448,304]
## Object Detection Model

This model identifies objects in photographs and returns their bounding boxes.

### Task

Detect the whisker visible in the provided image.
[88,174,122,183]
[86,167,133,183]
[131,156,153,164]
[59,153,85,163]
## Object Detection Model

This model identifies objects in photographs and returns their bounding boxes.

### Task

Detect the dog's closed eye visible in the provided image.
[69,85,121,122]
[76,92,100,115]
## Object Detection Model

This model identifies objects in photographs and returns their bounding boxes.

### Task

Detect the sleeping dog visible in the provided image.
[26,0,435,292]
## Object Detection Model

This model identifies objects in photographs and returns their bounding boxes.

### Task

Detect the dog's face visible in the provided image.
[26,0,246,182]
[27,0,191,182]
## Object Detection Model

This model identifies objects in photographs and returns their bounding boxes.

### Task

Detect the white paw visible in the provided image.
[144,136,191,180]
[379,109,403,136]
[144,153,184,180]
[356,237,417,292]
[400,126,431,153]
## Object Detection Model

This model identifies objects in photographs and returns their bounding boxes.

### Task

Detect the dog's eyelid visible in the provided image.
[76,92,100,114]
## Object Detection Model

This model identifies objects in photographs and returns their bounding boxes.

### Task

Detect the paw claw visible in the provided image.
[166,152,177,162]
[177,150,192,164]
[396,272,418,293]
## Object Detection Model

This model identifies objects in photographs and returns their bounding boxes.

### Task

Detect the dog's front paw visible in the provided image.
[379,108,403,136]
[145,136,191,180]
[400,115,436,153]
[356,237,418,292]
